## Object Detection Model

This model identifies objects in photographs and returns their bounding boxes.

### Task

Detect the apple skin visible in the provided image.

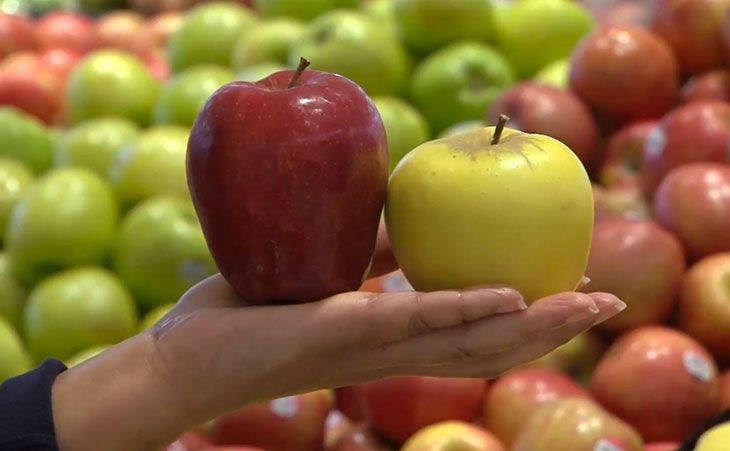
[590,326,722,442]
[0,13,38,59]
[165,431,213,451]
[512,397,644,451]
[680,69,730,104]
[236,62,287,83]
[653,163,730,260]
[95,10,155,60]
[569,25,679,123]
[255,0,358,21]
[521,332,606,385]
[649,0,730,76]
[0,158,33,244]
[401,421,505,451]
[137,302,174,332]
[328,422,391,451]
[599,120,657,188]
[487,82,599,170]
[230,18,305,71]
[720,370,730,409]
[0,107,54,174]
[644,444,679,451]
[207,390,334,451]
[0,316,31,383]
[437,120,486,139]
[532,59,569,88]
[147,11,183,49]
[372,96,431,173]
[588,0,652,27]
[64,344,109,367]
[581,217,685,333]
[483,367,590,447]
[640,101,730,197]
[187,69,388,304]
[335,385,368,422]
[35,11,98,54]
[363,376,487,444]
[0,253,27,332]
[0,51,64,125]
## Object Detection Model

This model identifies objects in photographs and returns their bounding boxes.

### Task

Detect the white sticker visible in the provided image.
[594,438,625,451]
[269,396,298,418]
[683,351,715,382]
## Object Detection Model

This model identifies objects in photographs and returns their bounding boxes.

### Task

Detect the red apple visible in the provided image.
[0,13,38,59]
[599,120,657,188]
[0,52,63,124]
[720,370,730,409]
[483,367,590,447]
[569,25,679,124]
[324,410,355,450]
[591,326,721,442]
[586,0,652,27]
[328,423,392,451]
[487,82,599,169]
[202,447,265,451]
[363,376,487,444]
[645,444,679,451]
[147,11,183,49]
[653,163,730,260]
[680,69,730,104]
[38,47,83,84]
[207,389,334,451]
[592,182,651,223]
[640,101,730,197]
[582,217,685,333]
[96,10,156,59]
[35,11,98,54]
[143,48,170,82]
[187,63,388,304]
[335,385,368,422]
[401,421,505,451]
[649,0,730,75]
[167,431,213,451]
[678,253,730,363]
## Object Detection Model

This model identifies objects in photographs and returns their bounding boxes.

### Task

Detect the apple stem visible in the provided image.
[288,57,311,88]
[491,114,510,145]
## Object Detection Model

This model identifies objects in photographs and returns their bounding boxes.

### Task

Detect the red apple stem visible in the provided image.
[491,114,510,145]
[288,57,311,88]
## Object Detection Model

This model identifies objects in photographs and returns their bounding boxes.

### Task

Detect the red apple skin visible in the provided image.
[592,182,651,223]
[590,0,652,27]
[187,70,388,304]
[653,163,730,260]
[35,12,98,54]
[678,253,730,363]
[207,390,334,451]
[96,10,156,59]
[599,120,657,188]
[202,447,265,451]
[640,101,730,197]
[649,0,730,76]
[147,11,183,49]
[487,82,599,169]
[0,13,38,59]
[166,431,213,451]
[644,443,679,451]
[591,326,721,442]
[680,69,730,104]
[0,52,63,124]
[143,49,170,82]
[328,424,392,451]
[569,26,679,124]
[582,217,685,333]
[720,370,730,409]
[483,368,590,447]
[363,377,487,444]
[335,385,368,422]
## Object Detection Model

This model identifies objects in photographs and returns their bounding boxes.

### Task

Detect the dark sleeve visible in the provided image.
[678,408,730,451]
[0,359,67,451]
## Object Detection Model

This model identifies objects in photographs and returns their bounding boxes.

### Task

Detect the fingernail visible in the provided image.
[590,294,627,325]
[563,294,599,324]
[496,296,528,313]
[578,276,591,289]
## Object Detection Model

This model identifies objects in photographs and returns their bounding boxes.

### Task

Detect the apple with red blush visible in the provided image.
[328,423,391,451]
[645,444,679,451]
[0,51,63,124]
[592,183,651,223]
[96,10,156,59]
[35,11,98,54]
[147,12,183,49]
[720,370,730,409]
[600,120,657,188]
[0,13,38,59]
[335,385,368,422]
[680,69,730,103]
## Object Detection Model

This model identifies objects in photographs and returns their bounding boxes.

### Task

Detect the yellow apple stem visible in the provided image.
[288,57,311,88]
[491,114,510,145]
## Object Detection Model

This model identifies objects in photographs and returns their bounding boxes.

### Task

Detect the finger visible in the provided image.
[175,274,247,311]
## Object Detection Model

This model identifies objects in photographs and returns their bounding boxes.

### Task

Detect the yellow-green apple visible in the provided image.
[289,10,410,96]
[487,82,599,170]
[653,163,730,260]
[153,65,234,127]
[207,390,334,451]
[569,26,679,124]
[599,120,657,188]
[363,376,487,444]
[24,266,137,361]
[65,345,108,367]
[230,18,306,71]
[95,10,156,59]
[109,125,190,207]
[645,444,679,451]
[385,119,593,302]
[401,421,505,451]
[410,43,514,133]
[581,217,685,333]
[640,101,730,197]
[495,0,594,78]
[590,326,722,442]
[66,49,159,126]
[55,117,140,179]
[522,332,606,384]
[678,253,730,364]
[255,0,358,21]
[328,422,391,451]
[721,370,730,408]
[0,253,26,331]
[680,69,730,104]
[393,0,495,56]
[0,158,33,242]
[166,431,213,451]
[138,302,174,332]
[167,2,258,72]
[0,12,38,59]
[437,120,486,138]
[6,167,118,285]
[649,0,730,76]
[35,11,98,54]
[113,196,217,312]
[360,0,397,37]
[147,11,183,49]
[532,58,569,88]
[0,106,53,173]
[187,63,388,304]
[372,96,430,172]
[236,62,287,82]
[335,385,368,422]
[695,422,730,451]
[512,397,644,451]
[0,316,30,382]
[0,51,64,124]
[483,367,590,447]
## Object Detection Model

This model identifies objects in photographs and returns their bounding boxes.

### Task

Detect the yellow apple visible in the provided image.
[385,118,593,302]
[696,421,730,451]
[401,421,506,451]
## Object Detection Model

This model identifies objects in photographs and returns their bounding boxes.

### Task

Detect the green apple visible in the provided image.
[385,121,594,302]
[27,0,76,14]
[167,2,258,72]
[153,65,234,127]
[289,10,411,96]
[0,317,30,382]
[255,0,358,21]
[54,117,140,180]
[66,50,160,126]
[360,0,398,37]
[109,125,190,208]
[24,267,137,361]
[372,96,431,172]
[138,302,174,332]
[0,253,27,332]
[6,167,118,285]
[0,107,54,174]
[231,18,306,71]
[533,58,569,88]
[66,345,109,367]
[495,0,594,78]
[438,120,487,138]
[0,158,33,242]
[410,42,514,133]
[113,196,217,312]
[236,62,288,82]
[394,0,495,55]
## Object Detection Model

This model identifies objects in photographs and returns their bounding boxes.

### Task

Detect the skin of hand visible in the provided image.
[51,221,625,451]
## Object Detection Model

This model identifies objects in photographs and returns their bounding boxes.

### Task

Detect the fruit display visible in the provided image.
[0,0,730,450]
